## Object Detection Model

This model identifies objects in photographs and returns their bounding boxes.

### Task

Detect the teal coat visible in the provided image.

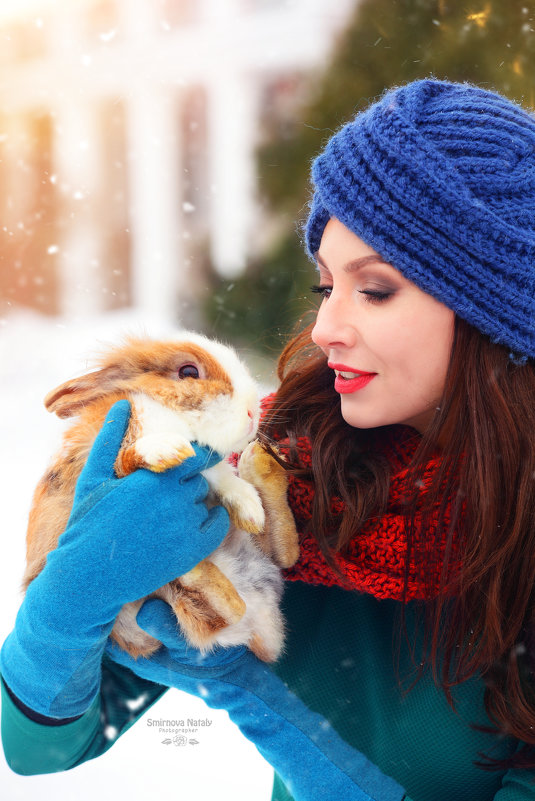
[2,580,534,799]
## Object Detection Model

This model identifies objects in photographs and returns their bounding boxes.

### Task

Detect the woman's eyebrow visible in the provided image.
[316,253,390,273]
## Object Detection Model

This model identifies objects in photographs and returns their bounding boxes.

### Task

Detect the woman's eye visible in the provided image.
[310,284,392,303]
[358,289,392,304]
[310,284,332,299]
[177,363,200,379]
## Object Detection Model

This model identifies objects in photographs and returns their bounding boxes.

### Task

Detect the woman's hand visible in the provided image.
[0,401,230,719]
[53,399,230,615]
[107,599,406,801]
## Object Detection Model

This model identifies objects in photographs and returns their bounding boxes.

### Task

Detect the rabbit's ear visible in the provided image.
[44,364,127,418]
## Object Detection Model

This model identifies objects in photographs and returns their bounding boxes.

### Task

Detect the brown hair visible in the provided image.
[260,315,535,769]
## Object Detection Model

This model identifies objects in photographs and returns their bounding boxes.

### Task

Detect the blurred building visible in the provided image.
[0,0,356,323]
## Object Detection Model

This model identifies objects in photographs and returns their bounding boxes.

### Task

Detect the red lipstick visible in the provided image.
[328,363,377,395]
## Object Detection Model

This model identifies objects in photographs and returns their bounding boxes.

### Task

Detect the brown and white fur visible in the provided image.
[24,331,299,663]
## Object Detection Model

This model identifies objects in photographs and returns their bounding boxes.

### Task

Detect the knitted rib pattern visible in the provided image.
[305,79,535,359]
[280,428,459,601]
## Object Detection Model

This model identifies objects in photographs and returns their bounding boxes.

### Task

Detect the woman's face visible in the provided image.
[311,218,455,434]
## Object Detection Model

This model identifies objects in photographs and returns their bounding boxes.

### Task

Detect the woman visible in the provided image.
[2,78,535,800]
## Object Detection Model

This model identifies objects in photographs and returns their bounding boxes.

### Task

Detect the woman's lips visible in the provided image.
[328,363,377,394]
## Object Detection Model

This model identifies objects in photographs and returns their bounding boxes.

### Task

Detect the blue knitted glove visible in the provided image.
[0,400,230,719]
[106,599,406,801]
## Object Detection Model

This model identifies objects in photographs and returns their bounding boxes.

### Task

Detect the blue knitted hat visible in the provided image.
[305,79,535,359]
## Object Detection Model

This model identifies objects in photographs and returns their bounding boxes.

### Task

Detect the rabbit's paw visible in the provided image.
[137,433,196,471]
[117,435,195,475]
[225,480,265,534]
[239,440,280,481]
[203,461,265,533]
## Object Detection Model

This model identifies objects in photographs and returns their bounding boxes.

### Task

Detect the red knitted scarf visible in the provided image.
[261,404,461,601]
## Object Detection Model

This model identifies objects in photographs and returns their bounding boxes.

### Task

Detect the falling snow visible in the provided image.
[99,29,117,43]
[125,693,150,712]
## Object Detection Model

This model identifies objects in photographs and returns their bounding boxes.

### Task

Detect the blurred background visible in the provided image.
[1,0,535,352]
[0,0,356,351]
[1,0,535,799]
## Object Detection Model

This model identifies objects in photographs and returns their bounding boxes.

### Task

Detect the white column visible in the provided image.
[52,99,106,318]
[2,114,33,232]
[201,0,259,279]
[125,86,184,322]
[199,0,241,23]
[207,69,258,278]
[47,6,106,318]
[116,0,184,323]
[115,0,160,46]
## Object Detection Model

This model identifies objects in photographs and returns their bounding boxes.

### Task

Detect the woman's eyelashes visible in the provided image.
[357,289,393,304]
[310,284,393,303]
[310,284,332,299]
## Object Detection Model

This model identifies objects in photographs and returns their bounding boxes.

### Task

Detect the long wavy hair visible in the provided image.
[260,315,535,770]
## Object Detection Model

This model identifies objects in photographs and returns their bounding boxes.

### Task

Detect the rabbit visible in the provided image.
[23,331,300,663]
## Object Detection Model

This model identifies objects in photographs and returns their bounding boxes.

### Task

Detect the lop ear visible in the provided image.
[44,364,128,418]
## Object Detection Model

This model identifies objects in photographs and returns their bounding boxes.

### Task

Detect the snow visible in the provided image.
[0,309,274,800]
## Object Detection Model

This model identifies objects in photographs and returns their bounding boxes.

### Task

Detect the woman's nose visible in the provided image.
[311,295,357,350]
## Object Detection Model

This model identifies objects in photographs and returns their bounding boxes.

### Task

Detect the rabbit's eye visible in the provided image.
[178,363,200,379]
